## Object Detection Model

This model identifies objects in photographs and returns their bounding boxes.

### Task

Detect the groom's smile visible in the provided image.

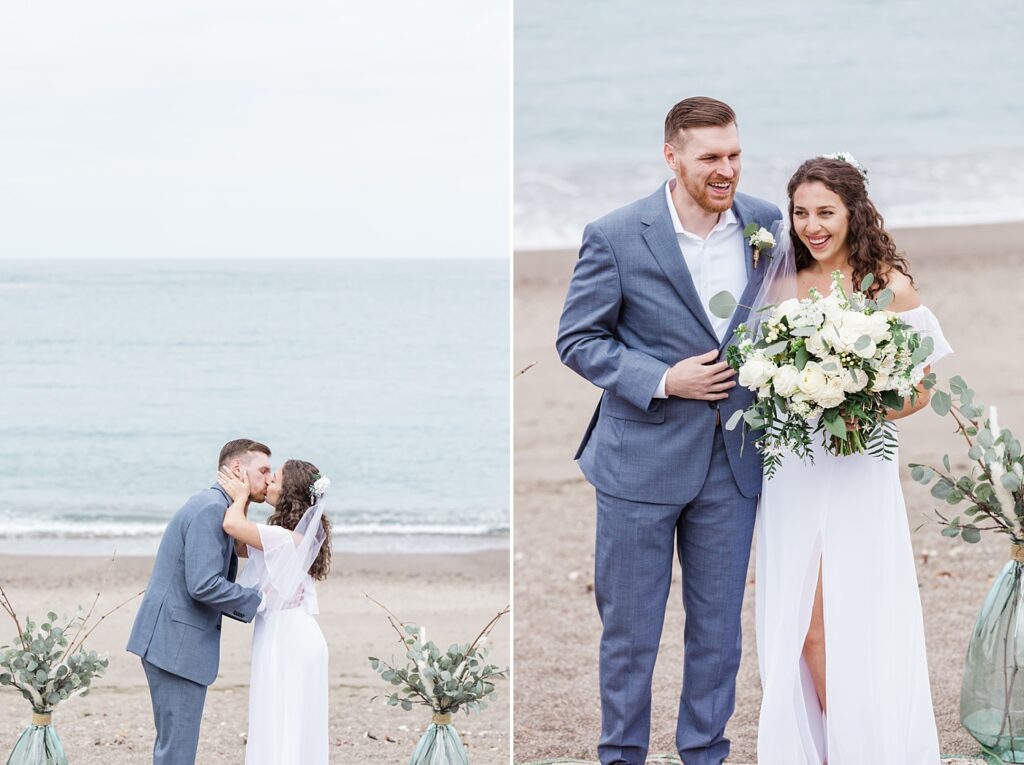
[664,122,742,216]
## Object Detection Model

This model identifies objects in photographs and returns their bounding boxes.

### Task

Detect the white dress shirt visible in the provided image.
[655,180,748,398]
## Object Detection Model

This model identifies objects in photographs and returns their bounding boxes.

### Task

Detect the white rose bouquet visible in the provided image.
[724,271,933,476]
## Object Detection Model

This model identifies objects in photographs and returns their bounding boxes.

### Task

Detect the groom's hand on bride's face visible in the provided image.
[665,349,736,401]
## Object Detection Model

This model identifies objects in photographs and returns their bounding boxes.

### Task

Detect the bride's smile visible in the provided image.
[792,180,851,267]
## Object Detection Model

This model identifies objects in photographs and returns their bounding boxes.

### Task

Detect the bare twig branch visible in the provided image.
[515,362,537,378]
[60,593,100,663]
[365,594,413,647]
[0,583,29,652]
[66,589,144,657]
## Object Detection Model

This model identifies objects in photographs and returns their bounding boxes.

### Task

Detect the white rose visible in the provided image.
[841,367,869,393]
[797,362,828,398]
[774,298,804,324]
[805,330,828,357]
[872,369,891,391]
[814,377,846,409]
[868,312,893,341]
[772,365,801,397]
[833,312,886,357]
[819,294,845,322]
[738,354,778,389]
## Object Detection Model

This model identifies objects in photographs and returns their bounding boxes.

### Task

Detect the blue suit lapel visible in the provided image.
[640,188,718,343]
[210,484,237,568]
[720,199,766,350]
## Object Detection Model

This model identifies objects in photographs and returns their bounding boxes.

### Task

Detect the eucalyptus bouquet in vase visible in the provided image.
[0,584,138,765]
[909,376,1024,762]
[368,598,509,765]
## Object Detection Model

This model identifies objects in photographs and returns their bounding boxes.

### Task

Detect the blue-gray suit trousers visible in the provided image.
[142,658,208,765]
[595,429,756,765]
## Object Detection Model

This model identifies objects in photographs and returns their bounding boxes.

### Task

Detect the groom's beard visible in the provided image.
[681,170,737,214]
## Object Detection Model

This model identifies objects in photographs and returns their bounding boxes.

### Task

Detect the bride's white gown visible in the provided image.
[240,523,329,765]
[756,305,951,765]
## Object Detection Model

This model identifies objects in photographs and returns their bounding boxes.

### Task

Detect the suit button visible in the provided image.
[708,401,719,410]
[216,624,221,631]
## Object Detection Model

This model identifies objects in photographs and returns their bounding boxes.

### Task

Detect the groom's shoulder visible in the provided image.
[586,187,663,238]
[172,487,227,525]
[735,191,783,222]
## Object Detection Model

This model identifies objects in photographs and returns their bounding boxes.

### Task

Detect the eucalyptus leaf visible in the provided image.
[911,336,935,365]
[795,347,810,370]
[931,390,951,416]
[860,273,875,291]
[1001,473,1023,493]
[724,409,744,432]
[708,291,738,320]
[875,288,894,310]
[962,526,982,544]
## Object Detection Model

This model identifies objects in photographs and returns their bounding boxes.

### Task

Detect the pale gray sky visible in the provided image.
[0,1,510,259]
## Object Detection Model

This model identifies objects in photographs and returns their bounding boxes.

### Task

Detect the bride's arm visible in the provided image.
[218,467,264,551]
[879,269,931,420]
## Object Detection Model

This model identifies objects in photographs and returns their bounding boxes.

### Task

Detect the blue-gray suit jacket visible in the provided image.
[557,185,782,505]
[126,485,262,686]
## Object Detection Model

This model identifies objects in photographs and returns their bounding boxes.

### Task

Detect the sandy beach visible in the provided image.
[513,221,1024,763]
[0,549,509,764]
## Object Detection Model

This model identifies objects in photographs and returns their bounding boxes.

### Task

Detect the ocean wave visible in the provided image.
[515,150,1024,251]
[0,519,509,540]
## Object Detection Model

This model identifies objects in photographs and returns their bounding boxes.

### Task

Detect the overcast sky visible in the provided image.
[0,2,510,259]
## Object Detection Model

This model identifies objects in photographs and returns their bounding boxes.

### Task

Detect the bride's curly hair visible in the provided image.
[267,459,332,581]
[787,157,913,298]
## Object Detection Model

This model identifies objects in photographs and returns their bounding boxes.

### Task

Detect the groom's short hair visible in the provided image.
[664,97,737,144]
[218,439,271,467]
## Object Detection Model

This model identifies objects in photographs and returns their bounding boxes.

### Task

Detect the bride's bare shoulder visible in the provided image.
[880,268,920,312]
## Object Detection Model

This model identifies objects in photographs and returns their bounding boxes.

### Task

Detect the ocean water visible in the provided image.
[0,259,509,555]
[515,0,1024,249]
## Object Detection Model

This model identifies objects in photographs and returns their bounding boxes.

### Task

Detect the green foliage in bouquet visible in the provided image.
[717,271,932,477]
[367,598,509,715]
[0,584,138,712]
[908,376,1022,543]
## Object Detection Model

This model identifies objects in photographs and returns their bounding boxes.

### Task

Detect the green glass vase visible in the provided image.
[409,713,470,765]
[962,552,1024,763]
[6,712,68,765]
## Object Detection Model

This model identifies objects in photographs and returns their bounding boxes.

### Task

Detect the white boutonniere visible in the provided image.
[743,223,776,269]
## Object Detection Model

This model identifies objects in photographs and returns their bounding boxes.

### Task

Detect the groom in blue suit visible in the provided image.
[557,97,781,765]
[127,439,269,765]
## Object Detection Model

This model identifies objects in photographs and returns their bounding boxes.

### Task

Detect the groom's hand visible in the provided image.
[665,349,736,400]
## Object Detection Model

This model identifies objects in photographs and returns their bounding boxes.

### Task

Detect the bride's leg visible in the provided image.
[802,561,827,713]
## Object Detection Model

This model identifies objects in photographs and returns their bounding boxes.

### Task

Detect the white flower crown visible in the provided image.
[822,151,869,185]
[309,474,331,501]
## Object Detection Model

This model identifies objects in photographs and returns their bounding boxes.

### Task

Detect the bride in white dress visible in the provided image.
[218,459,331,765]
[755,157,952,765]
